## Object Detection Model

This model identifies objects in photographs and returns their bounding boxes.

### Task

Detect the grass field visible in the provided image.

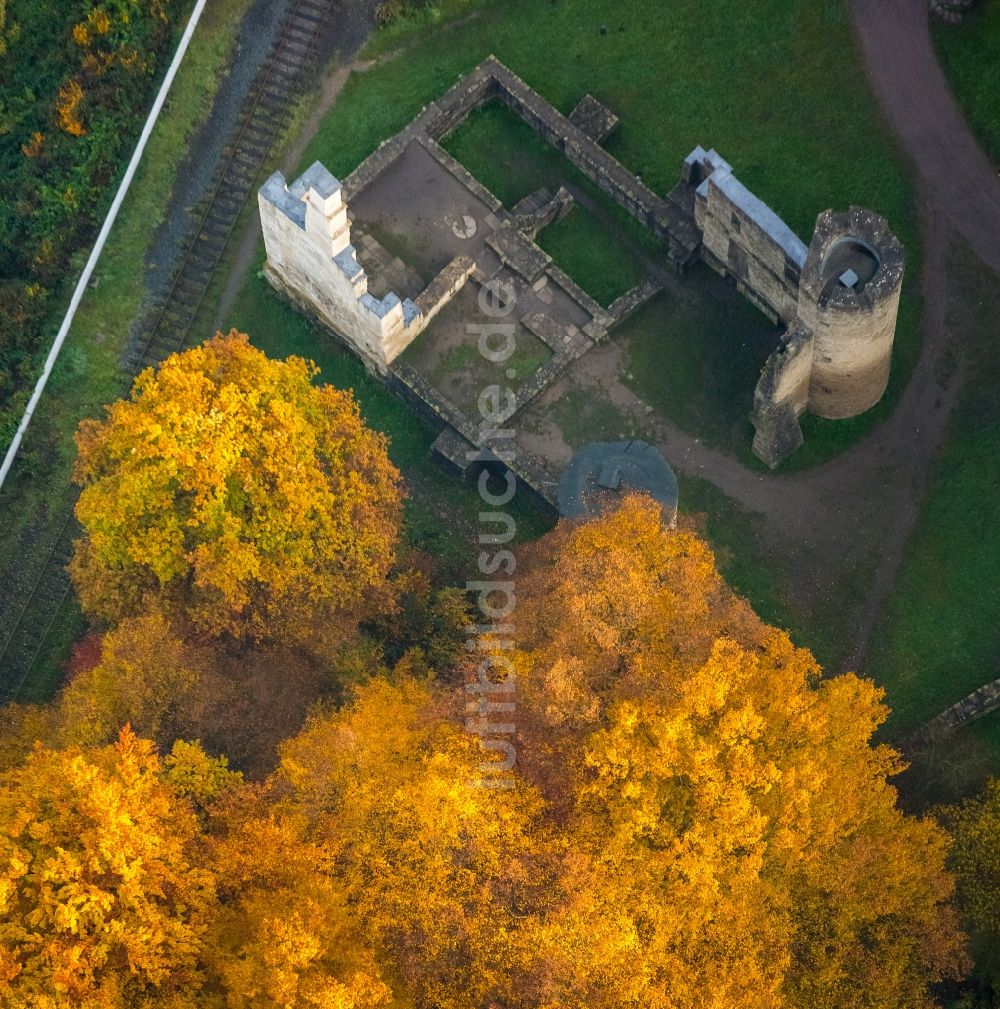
[619,266,780,463]
[441,101,660,305]
[868,242,1000,795]
[933,3,1000,168]
[0,0,254,701]
[538,206,648,306]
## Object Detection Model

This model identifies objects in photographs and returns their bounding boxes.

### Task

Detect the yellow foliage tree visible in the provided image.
[275,677,552,1008]
[70,331,402,646]
[204,785,389,1009]
[942,778,1000,986]
[55,78,86,136]
[0,728,216,1008]
[269,497,968,1009]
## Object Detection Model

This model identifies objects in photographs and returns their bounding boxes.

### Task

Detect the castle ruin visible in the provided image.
[258,56,904,506]
[678,148,904,465]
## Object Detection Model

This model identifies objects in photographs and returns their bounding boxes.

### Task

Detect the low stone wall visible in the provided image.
[415,57,700,268]
[607,279,663,327]
[392,364,561,513]
[413,255,476,332]
[920,677,1000,738]
[419,135,505,215]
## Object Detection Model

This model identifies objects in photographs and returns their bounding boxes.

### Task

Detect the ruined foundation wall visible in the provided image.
[421,57,701,265]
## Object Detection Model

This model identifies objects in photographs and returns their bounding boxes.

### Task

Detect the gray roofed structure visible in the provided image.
[558,440,678,523]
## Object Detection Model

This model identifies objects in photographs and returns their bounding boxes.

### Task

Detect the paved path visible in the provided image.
[852,0,1000,273]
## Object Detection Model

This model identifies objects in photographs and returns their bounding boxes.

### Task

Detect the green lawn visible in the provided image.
[538,206,647,306]
[441,101,565,207]
[310,0,915,249]
[619,265,780,462]
[677,474,869,674]
[441,101,659,304]
[934,2,1000,168]
[868,241,1000,801]
[547,385,639,450]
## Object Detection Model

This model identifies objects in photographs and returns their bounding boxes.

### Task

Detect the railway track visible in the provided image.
[0,0,336,700]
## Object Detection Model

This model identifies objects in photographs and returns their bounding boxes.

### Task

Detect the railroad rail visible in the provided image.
[0,0,336,699]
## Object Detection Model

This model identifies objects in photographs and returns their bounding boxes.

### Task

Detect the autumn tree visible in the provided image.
[70,331,402,647]
[57,612,205,750]
[275,677,552,1008]
[265,496,968,1009]
[204,784,389,1009]
[0,728,216,1007]
[505,495,968,1009]
[942,778,1000,988]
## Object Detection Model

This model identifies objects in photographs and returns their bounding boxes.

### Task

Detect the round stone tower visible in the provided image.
[796,207,905,419]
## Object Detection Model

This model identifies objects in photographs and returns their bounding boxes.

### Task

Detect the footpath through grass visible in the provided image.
[933,3,1000,169]
[0,0,253,702]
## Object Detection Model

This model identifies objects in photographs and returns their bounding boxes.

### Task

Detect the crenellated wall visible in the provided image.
[258,162,428,374]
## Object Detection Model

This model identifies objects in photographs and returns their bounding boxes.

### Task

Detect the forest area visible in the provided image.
[0,332,997,1009]
[0,0,184,445]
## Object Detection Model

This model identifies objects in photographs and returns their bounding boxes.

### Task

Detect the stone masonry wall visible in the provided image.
[686,147,806,325]
[259,162,424,374]
[796,208,904,420]
[803,285,901,418]
[420,57,701,267]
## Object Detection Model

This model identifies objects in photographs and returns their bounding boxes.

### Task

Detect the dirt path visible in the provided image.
[852,0,1000,274]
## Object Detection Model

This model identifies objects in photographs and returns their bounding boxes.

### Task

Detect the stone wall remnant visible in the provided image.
[677,149,904,467]
[259,59,906,488]
[684,146,806,324]
[748,207,904,466]
[259,162,436,374]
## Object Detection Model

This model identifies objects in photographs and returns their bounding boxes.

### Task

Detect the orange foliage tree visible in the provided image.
[57,612,204,750]
[0,728,216,1007]
[204,785,390,1009]
[268,496,968,1009]
[70,331,402,646]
